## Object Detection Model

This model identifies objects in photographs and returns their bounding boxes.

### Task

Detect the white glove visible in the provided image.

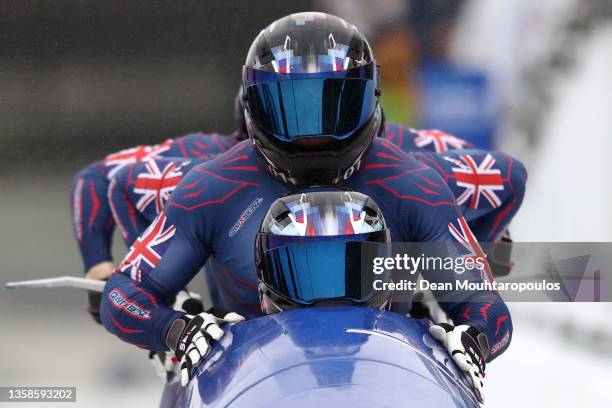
[429,323,489,403]
[165,308,245,386]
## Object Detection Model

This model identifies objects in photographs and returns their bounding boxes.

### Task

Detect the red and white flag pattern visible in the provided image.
[134,161,184,214]
[448,216,494,283]
[412,129,467,152]
[105,139,173,179]
[118,212,176,281]
[449,153,504,209]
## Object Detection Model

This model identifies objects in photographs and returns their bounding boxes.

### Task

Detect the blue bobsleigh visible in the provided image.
[167,307,479,408]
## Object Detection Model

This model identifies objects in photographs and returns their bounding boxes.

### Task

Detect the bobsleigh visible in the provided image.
[5,278,479,407]
[165,307,479,408]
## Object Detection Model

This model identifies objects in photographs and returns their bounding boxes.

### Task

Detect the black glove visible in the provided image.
[165,308,244,386]
[87,291,103,324]
[172,289,205,315]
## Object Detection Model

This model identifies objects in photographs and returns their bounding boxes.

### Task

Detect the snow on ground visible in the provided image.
[487,303,612,407]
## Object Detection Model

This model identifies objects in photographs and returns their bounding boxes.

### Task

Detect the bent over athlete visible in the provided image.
[99,13,524,401]
[109,143,523,248]
[70,117,476,276]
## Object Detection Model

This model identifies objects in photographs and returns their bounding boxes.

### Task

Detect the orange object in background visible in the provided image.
[373,26,418,127]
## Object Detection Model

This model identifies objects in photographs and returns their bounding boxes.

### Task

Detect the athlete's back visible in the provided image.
[114,138,492,315]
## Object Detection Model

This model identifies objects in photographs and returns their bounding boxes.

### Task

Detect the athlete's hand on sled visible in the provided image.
[429,323,489,403]
[166,308,245,386]
[149,289,206,383]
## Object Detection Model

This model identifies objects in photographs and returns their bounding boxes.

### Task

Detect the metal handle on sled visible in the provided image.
[5,276,105,292]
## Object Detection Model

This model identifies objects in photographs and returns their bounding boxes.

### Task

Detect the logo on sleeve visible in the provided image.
[109,289,152,320]
[490,329,510,355]
[229,197,263,237]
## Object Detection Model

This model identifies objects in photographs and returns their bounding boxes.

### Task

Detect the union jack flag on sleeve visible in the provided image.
[447,153,504,209]
[104,139,174,179]
[101,166,214,351]
[412,129,469,152]
[71,132,240,273]
[117,212,177,282]
[442,215,512,361]
[108,157,200,246]
[382,122,475,154]
[134,160,186,214]
[411,149,527,243]
[391,173,513,361]
[448,216,494,283]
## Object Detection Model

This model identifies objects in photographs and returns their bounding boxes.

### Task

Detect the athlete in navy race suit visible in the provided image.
[70,132,241,273]
[72,122,519,274]
[101,132,524,350]
[108,123,523,251]
[95,13,525,394]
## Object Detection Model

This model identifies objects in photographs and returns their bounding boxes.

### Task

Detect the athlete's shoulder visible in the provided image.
[382,122,474,153]
[352,138,457,207]
[172,131,239,158]
[167,140,264,213]
[113,156,187,182]
[381,122,417,151]
[103,138,175,179]
[194,140,260,174]
[364,137,425,173]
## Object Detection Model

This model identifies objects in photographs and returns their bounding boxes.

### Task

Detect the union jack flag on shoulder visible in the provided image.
[447,153,504,209]
[134,160,185,214]
[117,212,176,282]
[412,129,468,153]
[104,139,173,179]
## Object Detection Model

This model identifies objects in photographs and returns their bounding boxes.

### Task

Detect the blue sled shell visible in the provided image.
[172,307,479,408]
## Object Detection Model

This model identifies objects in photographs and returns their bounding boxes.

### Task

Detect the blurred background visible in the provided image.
[2,0,612,406]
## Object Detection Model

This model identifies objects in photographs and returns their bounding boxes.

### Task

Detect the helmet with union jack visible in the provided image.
[241,12,383,186]
[255,189,392,314]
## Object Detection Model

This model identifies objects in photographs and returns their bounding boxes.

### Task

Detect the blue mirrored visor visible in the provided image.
[257,232,390,304]
[258,231,389,252]
[244,64,378,141]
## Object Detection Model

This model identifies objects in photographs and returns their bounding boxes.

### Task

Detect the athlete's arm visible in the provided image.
[399,170,512,361]
[383,123,475,153]
[108,158,190,247]
[70,133,234,275]
[413,149,528,242]
[70,161,115,274]
[70,140,175,277]
[100,168,213,351]
[107,178,151,248]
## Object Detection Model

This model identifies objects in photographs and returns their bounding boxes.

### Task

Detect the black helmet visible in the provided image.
[233,87,248,140]
[255,190,392,314]
[242,12,383,186]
